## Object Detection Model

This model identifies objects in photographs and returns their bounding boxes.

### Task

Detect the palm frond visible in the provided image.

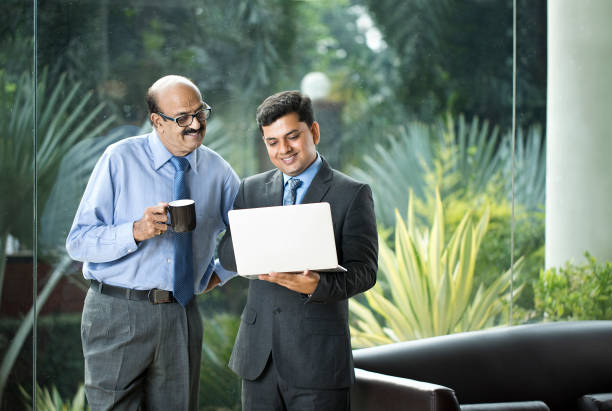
[0,70,115,250]
[348,114,545,229]
[349,190,523,348]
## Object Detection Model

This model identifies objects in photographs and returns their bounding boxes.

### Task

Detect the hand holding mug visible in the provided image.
[133,202,169,242]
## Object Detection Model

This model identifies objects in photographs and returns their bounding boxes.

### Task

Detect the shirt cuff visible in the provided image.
[117,221,138,254]
[214,258,237,286]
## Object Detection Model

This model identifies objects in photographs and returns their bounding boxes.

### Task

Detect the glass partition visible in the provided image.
[5,0,610,409]
[0,2,36,408]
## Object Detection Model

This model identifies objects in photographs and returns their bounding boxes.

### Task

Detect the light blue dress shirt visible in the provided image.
[66,130,240,293]
[282,153,323,205]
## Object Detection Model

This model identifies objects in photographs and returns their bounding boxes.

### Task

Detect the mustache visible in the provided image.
[182,127,203,136]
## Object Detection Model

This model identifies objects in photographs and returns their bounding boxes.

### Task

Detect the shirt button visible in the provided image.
[167,259,172,264]
[127,249,133,253]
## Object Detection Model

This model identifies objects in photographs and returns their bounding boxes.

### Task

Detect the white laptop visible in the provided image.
[227,202,347,278]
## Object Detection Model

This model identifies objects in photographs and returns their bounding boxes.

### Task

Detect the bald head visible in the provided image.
[147,75,208,156]
[146,75,201,119]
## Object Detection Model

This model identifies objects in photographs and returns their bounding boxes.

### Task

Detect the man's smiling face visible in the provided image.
[262,112,320,176]
[151,81,206,157]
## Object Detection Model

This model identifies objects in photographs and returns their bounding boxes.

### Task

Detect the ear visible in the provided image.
[151,113,162,131]
[310,121,320,145]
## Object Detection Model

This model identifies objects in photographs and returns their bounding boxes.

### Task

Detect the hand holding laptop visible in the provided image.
[258,269,320,295]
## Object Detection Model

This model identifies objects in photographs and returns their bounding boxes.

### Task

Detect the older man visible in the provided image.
[66,75,239,410]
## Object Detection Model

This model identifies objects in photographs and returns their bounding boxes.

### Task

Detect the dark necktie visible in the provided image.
[169,156,194,307]
[283,177,303,206]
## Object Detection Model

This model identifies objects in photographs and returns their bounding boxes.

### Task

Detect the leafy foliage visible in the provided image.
[199,313,241,411]
[1,312,83,410]
[350,190,523,347]
[0,70,113,247]
[535,253,612,321]
[348,114,546,328]
[350,114,546,229]
[357,0,547,129]
[20,383,88,411]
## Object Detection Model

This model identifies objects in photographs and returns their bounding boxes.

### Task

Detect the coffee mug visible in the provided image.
[168,199,196,232]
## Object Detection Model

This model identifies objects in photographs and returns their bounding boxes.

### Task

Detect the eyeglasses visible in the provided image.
[157,105,212,127]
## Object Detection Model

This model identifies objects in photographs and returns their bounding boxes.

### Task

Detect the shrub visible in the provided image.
[535,253,612,321]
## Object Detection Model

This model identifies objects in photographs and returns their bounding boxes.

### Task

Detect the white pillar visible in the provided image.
[546,1,612,268]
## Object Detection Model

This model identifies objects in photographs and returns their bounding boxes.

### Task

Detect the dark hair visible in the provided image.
[256,90,315,133]
[145,90,160,117]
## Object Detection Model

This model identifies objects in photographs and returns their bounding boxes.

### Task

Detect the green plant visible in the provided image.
[535,253,612,321]
[0,69,114,298]
[348,113,545,325]
[427,193,544,319]
[360,0,546,129]
[349,114,545,229]
[498,124,546,209]
[0,256,74,405]
[349,190,523,348]
[20,383,88,411]
[199,313,241,411]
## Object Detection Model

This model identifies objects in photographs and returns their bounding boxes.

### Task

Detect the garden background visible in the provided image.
[1,0,610,409]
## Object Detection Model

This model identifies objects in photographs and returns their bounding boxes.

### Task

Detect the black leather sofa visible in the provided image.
[351,321,612,410]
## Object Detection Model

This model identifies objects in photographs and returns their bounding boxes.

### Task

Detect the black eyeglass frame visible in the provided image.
[157,104,212,127]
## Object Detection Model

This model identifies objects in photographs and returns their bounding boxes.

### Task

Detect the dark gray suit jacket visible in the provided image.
[219,157,378,390]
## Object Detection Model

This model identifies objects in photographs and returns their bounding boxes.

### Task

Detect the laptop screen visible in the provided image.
[227,202,342,276]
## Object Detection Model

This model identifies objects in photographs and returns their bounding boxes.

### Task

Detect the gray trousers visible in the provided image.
[242,354,350,411]
[81,288,202,411]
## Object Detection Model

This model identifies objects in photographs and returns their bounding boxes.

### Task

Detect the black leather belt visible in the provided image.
[90,279,176,304]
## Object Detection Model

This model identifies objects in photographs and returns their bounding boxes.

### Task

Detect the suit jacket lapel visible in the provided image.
[264,169,284,206]
[302,156,333,204]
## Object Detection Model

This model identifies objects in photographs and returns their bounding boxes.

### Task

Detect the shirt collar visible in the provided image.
[149,130,199,174]
[282,153,322,185]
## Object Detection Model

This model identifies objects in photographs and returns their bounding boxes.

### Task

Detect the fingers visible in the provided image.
[258,270,319,295]
[259,270,306,281]
[133,203,170,242]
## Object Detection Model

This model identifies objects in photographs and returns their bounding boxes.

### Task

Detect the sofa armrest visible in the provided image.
[461,401,550,411]
[351,368,460,411]
[579,393,612,411]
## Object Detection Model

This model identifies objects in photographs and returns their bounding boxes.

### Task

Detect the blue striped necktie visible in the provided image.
[169,156,194,307]
[283,177,303,206]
